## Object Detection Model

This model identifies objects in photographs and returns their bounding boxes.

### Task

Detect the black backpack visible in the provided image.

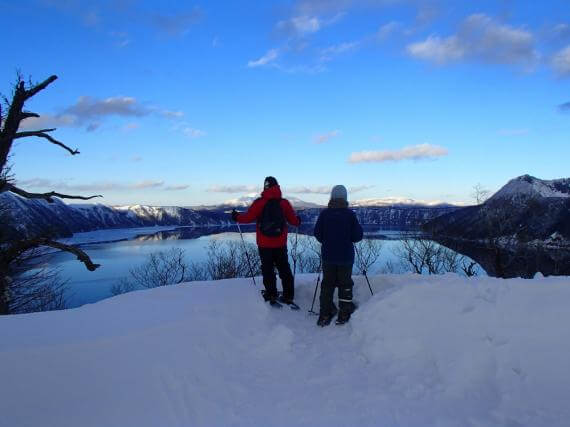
[259,198,285,237]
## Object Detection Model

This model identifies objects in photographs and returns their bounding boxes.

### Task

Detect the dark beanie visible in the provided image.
[264,176,278,189]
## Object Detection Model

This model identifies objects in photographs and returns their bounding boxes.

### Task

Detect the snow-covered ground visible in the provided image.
[1,273,569,427]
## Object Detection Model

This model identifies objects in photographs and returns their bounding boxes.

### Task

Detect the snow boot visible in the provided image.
[278,295,300,310]
[317,306,338,327]
[335,311,351,325]
[317,314,334,327]
[261,290,282,308]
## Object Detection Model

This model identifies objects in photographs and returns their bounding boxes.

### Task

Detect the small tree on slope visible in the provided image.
[0,74,101,315]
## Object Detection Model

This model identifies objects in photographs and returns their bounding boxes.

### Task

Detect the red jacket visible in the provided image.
[236,185,300,248]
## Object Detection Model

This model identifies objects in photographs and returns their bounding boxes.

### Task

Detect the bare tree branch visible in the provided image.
[24,75,58,99]
[4,183,102,202]
[1,75,60,170]
[15,130,79,155]
[20,112,40,120]
[2,238,100,272]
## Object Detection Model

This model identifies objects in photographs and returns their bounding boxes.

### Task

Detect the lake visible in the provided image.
[39,225,569,309]
[38,225,426,308]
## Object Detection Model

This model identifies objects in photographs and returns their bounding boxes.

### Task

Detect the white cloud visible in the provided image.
[164,184,190,191]
[110,31,130,47]
[348,143,448,163]
[552,45,570,77]
[320,42,359,61]
[208,185,260,193]
[161,110,184,119]
[182,127,207,139]
[248,49,279,68]
[132,180,164,189]
[64,96,148,119]
[348,185,375,193]
[314,130,340,144]
[294,0,353,15]
[19,114,78,131]
[19,96,185,132]
[277,185,374,195]
[377,21,401,40]
[16,178,170,192]
[552,23,570,42]
[286,186,332,194]
[294,15,321,34]
[407,35,464,64]
[407,14,538,68]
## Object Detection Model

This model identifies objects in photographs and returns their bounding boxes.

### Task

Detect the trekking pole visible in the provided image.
[354,244,374,296]
[308,260,321,315]
[236,222,257,287]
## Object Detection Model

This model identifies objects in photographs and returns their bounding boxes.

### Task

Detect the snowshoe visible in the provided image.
[317,314,334,327]
[261,290,282,308]
[269,300,283,308]
[335,311,351,325]
[317,307,337,327]
[278,295,300,310]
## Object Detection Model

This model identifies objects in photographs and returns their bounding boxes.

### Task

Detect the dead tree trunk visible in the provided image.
[0,74,102,315]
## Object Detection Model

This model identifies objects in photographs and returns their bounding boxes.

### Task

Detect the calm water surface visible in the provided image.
[43,226,413,308]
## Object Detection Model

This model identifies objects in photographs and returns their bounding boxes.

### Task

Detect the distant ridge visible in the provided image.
[424,175,570,245]
[1,191,458,239]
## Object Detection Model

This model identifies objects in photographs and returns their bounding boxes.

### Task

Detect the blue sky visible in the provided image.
[3,0,570,206]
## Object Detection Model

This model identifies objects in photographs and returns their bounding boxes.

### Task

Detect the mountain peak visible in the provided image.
[489,175,570,201]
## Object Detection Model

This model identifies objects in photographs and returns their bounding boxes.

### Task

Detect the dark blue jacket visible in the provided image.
[314,205,363,265]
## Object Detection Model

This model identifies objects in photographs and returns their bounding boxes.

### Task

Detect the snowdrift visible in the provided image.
[1,273,569,426]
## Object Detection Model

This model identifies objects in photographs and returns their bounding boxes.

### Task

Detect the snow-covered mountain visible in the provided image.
[194,195,323,210]
[489,174,570,201]
[424,175,570,244]
[1,191,459,238]
[0,192,229,238]
[351,197,462,208]
[2,273,570,426]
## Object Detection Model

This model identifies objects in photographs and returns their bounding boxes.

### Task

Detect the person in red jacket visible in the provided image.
[231,176,301,306]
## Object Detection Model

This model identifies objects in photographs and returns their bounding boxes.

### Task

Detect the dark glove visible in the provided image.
[231,209,239,222]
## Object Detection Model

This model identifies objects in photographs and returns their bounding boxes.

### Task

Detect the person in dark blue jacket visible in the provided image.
[313,185,363,326]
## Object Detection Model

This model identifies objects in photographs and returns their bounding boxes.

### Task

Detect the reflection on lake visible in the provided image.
[40,226,570,309]
[42,226,418,308]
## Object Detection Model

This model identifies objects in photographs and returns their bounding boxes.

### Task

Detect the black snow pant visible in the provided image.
[319,263,355,316]
[258,246,294,301]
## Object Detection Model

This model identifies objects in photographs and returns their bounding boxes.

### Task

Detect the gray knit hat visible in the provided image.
[330,184,348,201]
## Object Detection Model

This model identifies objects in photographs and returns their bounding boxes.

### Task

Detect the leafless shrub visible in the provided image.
[110,277,137,296]
[380,259,402,274]
[205,239,260,280]
[394,235,480,276]
[112,248,189,295]
[355,238,383,274]
[472,183,490,205]
[293,234,321,273]
[186,261,209,281]
[5,247,69,313]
